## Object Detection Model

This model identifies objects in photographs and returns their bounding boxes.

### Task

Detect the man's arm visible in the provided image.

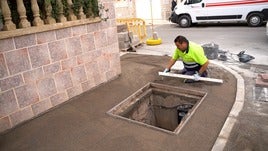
[198,60,209,75]
[166,58,176,70]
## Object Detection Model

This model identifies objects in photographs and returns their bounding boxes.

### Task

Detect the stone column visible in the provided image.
[1,0,16,30]
[44,0,56,24]
[56,0,67,22]
[78,6,86,20]
[16,0,31,28]
[31,0,44,26]
[86,1,94,18]
[67,0,77,21]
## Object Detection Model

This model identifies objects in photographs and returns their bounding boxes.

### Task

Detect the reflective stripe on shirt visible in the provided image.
[183,61,201,71]
[183,62,199,68]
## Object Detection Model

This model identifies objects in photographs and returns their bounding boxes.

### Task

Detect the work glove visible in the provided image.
[163,68,170,73]
[193,72,201,81]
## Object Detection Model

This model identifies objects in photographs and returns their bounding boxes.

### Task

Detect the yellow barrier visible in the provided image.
[116,18,147,43]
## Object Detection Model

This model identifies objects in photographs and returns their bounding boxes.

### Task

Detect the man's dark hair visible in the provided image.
[174,35,189,44]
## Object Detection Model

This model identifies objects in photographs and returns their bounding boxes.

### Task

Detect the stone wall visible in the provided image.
[161,0,173,20]
[0,0,121,133]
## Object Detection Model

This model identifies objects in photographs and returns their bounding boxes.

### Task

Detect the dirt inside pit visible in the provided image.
[123,91,198,131]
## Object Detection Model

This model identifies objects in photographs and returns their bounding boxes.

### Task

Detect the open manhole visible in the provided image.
[107,83,207,135]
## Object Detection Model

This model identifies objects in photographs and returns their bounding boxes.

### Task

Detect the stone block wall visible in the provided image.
[0,1,121,133]
[161,0,174,20]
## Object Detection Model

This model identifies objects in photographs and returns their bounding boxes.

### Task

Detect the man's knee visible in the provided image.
[182,69,208,77]
[184,70,195,75]
[201,70,208,77]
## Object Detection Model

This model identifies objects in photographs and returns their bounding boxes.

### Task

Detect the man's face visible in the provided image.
[175,41,188,52]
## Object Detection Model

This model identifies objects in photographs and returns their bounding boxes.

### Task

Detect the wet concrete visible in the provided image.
[0,54,236,151]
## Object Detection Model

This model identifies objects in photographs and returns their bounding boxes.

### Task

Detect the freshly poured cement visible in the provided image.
[0,54,236,151]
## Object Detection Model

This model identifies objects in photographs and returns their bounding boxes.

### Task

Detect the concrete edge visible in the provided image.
[210,60,245,151]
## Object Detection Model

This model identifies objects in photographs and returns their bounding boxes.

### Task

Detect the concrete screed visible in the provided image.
[0,54,237,151]
[132,27,268,150]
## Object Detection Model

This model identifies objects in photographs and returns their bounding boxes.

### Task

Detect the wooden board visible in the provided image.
[159,72,223,84]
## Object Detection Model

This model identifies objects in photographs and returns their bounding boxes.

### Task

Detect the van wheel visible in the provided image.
[178,15,191,28]
[247,13,263,27]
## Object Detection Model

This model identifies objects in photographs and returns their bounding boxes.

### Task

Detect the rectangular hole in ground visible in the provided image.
[107,83,207,134]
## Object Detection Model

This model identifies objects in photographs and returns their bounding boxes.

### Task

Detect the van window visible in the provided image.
[187,0,202,4]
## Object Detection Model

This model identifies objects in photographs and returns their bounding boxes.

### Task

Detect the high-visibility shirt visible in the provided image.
[172,41,208,71]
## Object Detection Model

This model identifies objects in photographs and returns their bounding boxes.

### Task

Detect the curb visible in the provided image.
[210,60,245,151]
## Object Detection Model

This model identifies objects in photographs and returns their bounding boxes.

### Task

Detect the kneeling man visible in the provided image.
[164,35,209,83]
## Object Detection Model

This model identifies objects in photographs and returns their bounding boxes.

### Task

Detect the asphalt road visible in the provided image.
[147,23,268,65]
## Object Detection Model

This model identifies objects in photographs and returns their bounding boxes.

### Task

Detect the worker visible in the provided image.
[163,35,209,83]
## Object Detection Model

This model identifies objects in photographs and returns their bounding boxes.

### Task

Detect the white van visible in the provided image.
[170,0,268,27]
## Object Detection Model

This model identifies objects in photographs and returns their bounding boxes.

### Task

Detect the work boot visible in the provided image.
[183,79,195,83]
[182,70,195,83]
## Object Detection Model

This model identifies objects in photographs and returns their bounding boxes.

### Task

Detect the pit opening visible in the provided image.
[107,83,207,134]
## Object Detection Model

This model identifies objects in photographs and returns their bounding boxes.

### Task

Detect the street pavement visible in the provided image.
[142,22,268,65]
[133,21,268,150]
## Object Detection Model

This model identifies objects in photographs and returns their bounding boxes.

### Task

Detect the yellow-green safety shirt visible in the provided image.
[172,41,208,71]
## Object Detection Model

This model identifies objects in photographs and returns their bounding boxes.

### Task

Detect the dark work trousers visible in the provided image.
[179,68,208,77]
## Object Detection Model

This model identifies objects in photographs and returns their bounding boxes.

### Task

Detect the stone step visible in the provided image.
[259,74,268,82]
[118,31,130,42]
[256,75,268,88]
[117,31,134,42]
[119,41,130,51]
[117,24,128,33]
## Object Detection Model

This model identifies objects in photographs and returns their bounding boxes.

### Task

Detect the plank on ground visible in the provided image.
[158,72,223,84]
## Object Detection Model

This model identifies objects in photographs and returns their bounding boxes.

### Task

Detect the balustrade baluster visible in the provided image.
[56,0,67,22]
[1,0,16,30]
[44,0,56,24]
[16,0,31,28]
[31,0,44,26]
[78,5,86,20]
[67,0,77,21]
[87,1,94,18]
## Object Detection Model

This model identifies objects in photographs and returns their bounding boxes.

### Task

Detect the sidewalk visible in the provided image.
[0,54,237,151]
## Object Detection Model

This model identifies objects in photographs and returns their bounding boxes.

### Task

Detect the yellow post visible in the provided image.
[146,0,162,45]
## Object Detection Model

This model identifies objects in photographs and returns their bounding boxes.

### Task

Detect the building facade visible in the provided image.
[114,0,174,21]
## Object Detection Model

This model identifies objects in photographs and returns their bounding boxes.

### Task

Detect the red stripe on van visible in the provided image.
[206,0,268,7]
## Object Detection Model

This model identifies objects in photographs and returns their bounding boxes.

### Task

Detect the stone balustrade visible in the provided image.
[0,0,99,32]
[0,0,120,134]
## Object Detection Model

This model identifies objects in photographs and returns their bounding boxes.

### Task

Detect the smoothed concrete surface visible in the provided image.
[0,54,236,151]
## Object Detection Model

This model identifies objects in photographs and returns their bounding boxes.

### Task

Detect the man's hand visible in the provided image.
[193,72,200,81]
[163,68,170,73]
